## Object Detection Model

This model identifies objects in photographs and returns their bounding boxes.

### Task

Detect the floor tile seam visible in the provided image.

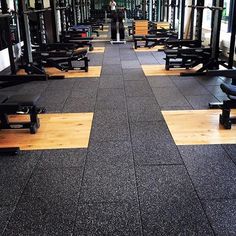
[175,146,217,235]
[71,74,101,235]
[61,80,79,112]
[174,80,222,104]
[200,197,236,202]
[35,166,89,171]
[2,151,45,235]
[76,200,139,205]
[135,163,184,167]
[220,145,236,167]
[121,66,146,236]
[150,79,194,109]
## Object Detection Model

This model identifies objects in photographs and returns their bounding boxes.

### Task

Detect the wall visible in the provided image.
[0,43,21,72]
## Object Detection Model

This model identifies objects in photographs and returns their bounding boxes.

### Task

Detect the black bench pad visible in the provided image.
[5,94,40,106]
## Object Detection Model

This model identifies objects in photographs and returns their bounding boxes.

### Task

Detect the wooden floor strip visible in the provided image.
[0,113,94,150]
[142,64,198,76]
[162,109,236,145]
[18,66,102,78]
[89,47,105,53]
[134,45,165,52]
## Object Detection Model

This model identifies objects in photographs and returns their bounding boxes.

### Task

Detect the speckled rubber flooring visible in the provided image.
[0,42,236,235]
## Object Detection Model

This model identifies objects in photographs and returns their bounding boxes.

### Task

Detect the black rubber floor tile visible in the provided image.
[100,74,124,80]
[222,144,236,165]
[120,54,138,61]
[185,95,219,109]
[38,149,87,169]
[133,141,183,165]
[147,76,176,88]
[39,90,70,104]
[63,97,96,112]
[152,87,191,107]
[125,81,153,97]
[73,78,99,89]
[121,60,141,69]
[135,52,153,57]
[160,105,193,110]
[214,94,228,101]
[70,88,97,98]
[4,196,77,236]
[102,66,123,75]
[38,102,65,113]
[0,206,13,235]
[90,106,129,139]
[173,79,210,96]
[138,56,158,65]
[103,58,121,65]
[46,79,75,91]
[90,123,130,144]
[89,58,103,66]
[130,120,174,144]
[97,96,126,111]
[127,96,163,122]
[87,141,133,167]
[80,163,137,203]
[93,110,128,125]
[74,201,142,235]
[20,81,49,94]
[206,85,226,97]
[136,165,213,235]
[123,69,146,81]
[98,87,124,97]
[152,52,166,64]
[99,79,124,89]
[196,76,224,86]
[203,199,236,235]
[0,151,41,206]
[178,145,236,199]
[21,168,82,200]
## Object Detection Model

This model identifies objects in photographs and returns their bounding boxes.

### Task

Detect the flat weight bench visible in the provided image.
[219,83,236,129]
[0,94,43,134]
[46,48,89,72]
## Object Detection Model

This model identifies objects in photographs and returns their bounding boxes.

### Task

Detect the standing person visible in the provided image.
[109,0,116,12]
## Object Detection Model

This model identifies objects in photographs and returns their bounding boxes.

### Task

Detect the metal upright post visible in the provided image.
[211,0,223,68]
[50,0,60,42]
[194,0,204,41]
[189,0,195,40]
[149,0,153,21]
[18,0,33,64]
[179,0,185,39]
[228,0,236,68]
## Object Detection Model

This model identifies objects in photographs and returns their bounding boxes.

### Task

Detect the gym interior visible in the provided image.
[0,0,236,234]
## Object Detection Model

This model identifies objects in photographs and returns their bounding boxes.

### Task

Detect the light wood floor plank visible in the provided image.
[0,113,93,150]
[18,66,101,78]
[142,64,198,76]
[162,109,236,145]
[89,47,105,53]
[134,45,165,52]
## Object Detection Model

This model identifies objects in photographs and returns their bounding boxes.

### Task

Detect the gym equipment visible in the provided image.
[219,83,236,129]
[0,93,44,134]
[0,3,51,88]
[133,20,177,49]
[165,0,204,49]
[25,0,90,72]
[165,0,226,72]
[165,47,212,70]
[110,9,126,44]
[39,47,89,72]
